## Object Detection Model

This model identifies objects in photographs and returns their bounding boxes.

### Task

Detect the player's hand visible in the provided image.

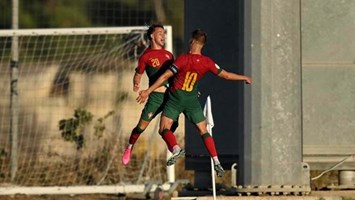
[133,83,139,92]
[136,90,149,104]
[245,76,252,84]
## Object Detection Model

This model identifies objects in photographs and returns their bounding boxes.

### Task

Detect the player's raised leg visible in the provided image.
[122,119,149,165]
[159,114,185,166]
[195,120,225,177]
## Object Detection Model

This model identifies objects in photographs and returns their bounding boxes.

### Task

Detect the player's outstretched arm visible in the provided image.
[218,70,252,84]
[136,70,174,104]
[133,72,142,92]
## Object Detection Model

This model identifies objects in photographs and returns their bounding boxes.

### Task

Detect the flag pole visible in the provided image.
[204,96,217,200]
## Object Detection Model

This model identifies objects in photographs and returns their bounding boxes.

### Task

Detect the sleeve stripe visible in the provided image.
[169,64,179,74]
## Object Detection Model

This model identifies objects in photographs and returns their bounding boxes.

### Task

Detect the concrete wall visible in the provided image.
[301,0,355,169]
[243,0,304,186]
[183,0,355,189]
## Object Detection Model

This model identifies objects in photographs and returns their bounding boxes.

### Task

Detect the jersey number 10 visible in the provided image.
[182,72,197,92]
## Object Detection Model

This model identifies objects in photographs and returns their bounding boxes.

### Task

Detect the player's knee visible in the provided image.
[201,132,211,139]
[134,126,145,134]
[159,128,170,136]
[198,128,208,135]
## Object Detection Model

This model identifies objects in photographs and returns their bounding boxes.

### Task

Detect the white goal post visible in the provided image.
[0,26,173,50]
[0,26,182,196]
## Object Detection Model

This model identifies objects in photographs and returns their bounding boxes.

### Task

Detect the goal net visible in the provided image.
[0,26,184,195]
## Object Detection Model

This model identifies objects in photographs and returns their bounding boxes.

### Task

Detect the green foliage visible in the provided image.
[116,91,129,105]
[0,1,12,29]
[0,149,7,178]
[0,0,184,56]
[59,108,93,150]
[48,4,91,27]
[93,110,115,139]
[0,149,6,158]
[120,0,152,10]
[59,108,115,150]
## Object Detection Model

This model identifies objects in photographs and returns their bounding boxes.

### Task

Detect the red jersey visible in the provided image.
[136,48,174,86]
[169,53,222,95]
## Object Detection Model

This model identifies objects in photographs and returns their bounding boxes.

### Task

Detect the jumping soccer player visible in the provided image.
[136,29,252,177]
[122,23,178,165]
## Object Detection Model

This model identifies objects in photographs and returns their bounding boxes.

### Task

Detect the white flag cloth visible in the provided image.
[203,96,214,133]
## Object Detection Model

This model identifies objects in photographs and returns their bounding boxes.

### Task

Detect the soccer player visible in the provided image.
[122,23,178,165]
[136,29,252,177]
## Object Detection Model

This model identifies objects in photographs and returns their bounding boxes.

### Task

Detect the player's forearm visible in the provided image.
[147,71,172,94]
[228,73,248,81]
[133,73,142,86]
[219,70,252,84]
[220,70,245,81]
[147,76,168,94]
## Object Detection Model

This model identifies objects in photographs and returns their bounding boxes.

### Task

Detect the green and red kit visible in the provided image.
[136,48,174,87]
[163,53,222,123]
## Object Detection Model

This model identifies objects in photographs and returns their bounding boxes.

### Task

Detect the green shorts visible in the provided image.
[163,90,205,124]
[140,92,167,122]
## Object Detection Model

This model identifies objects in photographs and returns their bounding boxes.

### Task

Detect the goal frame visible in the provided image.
[0,26,176,196]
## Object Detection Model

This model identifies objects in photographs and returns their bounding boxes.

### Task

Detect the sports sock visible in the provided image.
[128,126,144,145]
[201,133,217,157]
[160,129,178,152]
[172,145,181,153]
[212,156,220,165]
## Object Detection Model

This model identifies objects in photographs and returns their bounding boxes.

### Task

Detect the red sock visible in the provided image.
[128,127,144,145]
[202,133,217,157]
[160,129,178,152]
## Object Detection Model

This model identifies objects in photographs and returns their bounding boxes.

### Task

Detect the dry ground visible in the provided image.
[1,190,355,200]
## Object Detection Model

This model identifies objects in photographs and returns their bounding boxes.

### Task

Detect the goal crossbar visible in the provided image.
[0,25,173,65]
[0,26,149,37]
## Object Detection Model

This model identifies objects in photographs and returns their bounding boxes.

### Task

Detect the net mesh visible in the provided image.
[0,27,184,187]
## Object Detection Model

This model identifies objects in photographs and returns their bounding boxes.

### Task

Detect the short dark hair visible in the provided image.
[147,23,164,41]
[192,29,207,44]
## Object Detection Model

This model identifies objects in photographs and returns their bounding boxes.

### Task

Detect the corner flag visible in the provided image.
[203,96,214,133]
[203,96,217,200]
